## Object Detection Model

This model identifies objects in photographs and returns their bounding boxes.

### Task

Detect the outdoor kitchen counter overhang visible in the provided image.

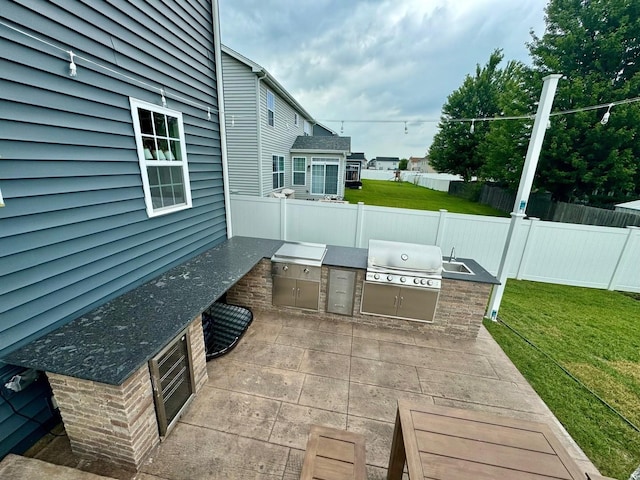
[1,236,499,385]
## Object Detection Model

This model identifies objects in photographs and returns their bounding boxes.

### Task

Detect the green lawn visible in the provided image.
[485,281,640,479]
[343,179,508,216]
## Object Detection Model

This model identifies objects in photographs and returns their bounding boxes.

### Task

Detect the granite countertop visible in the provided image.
[2,236,498,386]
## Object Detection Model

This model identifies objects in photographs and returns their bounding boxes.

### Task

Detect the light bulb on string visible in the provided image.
[600,103,613,125]
[68,50,77,77]
[340,121,344,134]
[469,120,475,134]
[404,122,408,134]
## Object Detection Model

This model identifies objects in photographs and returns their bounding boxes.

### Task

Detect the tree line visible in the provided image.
[428,0,640,206]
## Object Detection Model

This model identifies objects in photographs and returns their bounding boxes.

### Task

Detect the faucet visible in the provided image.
[449,247,456,262]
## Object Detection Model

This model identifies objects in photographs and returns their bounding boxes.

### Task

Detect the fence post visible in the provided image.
[515,218,540,280]
[608,226,640,290]
[280,197,287,241]
[435,209,448,247]
[354,202,365,248]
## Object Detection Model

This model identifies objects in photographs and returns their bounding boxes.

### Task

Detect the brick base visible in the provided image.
[226,259,492,338]
[47,316,208,470]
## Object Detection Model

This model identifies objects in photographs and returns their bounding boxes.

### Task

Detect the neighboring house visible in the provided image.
[313,123,337,136]
[614,199,640,215]
[408,156,436,173]
[0,0,228,458]
[221,45,351,199]
[346,152,367,189]
[290,136,351,198]
[371,156,400,170]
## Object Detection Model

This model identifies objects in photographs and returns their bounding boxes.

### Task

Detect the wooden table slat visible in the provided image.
[411,410,555,454]
[421,452,571,480]
[416,430,573,479]
[317,436,356,464]
[314,457,355,480]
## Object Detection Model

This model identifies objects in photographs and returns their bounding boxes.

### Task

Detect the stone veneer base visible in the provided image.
[226,259,492,338]
[47,315,208,470]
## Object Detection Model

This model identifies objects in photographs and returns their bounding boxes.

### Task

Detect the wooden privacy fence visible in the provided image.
[230,195,640,293]
[553,202,640,228]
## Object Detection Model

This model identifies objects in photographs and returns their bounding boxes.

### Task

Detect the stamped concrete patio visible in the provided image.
[27,309,599,479]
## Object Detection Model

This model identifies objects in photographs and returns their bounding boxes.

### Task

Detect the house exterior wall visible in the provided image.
[258,82,308,195]
[289,151,347,199]
[221,53,260,196]
[0,0,225,458]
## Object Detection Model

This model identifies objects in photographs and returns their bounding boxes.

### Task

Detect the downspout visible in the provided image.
[211,0,233,238]
[256,71,265,197]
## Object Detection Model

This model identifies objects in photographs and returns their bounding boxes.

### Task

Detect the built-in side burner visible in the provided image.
[271,242,327,310]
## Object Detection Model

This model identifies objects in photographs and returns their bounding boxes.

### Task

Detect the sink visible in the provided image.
[442,261,474,275]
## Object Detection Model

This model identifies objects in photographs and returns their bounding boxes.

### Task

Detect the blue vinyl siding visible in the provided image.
[0,0,225,457]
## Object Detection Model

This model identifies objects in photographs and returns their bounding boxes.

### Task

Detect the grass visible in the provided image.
[485,280,640,479]
[343,179,508,216]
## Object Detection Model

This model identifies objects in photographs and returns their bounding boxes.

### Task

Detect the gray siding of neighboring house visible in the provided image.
[221,53,259,195]
[0,0,225,458]
[258,83,307,195]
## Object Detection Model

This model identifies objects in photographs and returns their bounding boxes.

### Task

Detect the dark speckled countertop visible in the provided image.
[2,236,497,385]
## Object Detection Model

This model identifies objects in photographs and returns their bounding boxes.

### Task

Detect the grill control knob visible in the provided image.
[400,277,406,283]
[303,268,310,274]
[427,279,434,286]
[413,278,420,284]
[420,278,428,285]
[282,265,288,271]
[387,275,393,281]
[373,273,380,280]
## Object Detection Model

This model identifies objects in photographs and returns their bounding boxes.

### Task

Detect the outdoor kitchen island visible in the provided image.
[1,236,498,471]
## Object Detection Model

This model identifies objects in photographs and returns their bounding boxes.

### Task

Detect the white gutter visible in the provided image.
[256,72,264,197]
[211,0,233,238]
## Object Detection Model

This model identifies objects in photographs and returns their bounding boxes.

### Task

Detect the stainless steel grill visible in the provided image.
[361,240,442,323]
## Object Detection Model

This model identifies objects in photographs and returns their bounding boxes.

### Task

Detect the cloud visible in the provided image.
[219,0,547,158]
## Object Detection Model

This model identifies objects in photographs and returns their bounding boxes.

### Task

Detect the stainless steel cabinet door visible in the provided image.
[398,287,439,322]
[361,282,399,317]
[295,279,320,310]
[272,276,296,307]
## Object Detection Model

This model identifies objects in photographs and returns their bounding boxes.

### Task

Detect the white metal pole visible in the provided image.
[486,73,562,320]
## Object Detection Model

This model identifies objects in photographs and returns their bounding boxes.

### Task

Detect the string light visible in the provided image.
[207,107,211,121]
[340,121,344,134]
[404,121,408,134]
[469,119,475,134]
[600,103,613,125]
[0,21,217,119]
[68,50,77,77]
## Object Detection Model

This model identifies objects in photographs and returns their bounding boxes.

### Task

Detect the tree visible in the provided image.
[527,0,640,203]
[428,50,525,181]
[398,158,408,170]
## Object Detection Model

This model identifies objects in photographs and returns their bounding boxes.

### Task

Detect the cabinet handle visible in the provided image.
[393,295,398,307]
[292,287,296,298]
[399,296,403,308]
[297,288,300,298]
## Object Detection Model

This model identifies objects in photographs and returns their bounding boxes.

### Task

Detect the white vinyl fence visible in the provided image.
[360,170,462,192]
[230,195,640,293]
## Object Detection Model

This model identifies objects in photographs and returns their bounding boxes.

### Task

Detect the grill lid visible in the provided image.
[367,240,442,274]
[271,242,327,266]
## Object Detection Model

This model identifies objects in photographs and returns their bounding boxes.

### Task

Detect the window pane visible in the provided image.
[293,172,305,185]
[279,172,284,187]
[311,164,324,194]
[167,116,180,138]
[157,139,169,160]
[273,173,278,189]
[293,158,305,171]
[150,186,162,208]
[325,165,338,195]
[272,156,278,172]
[148,166,161,188]
[170,140,181,161]
[154,112,167,137]
[268,110,274,126]
[278,157,284,170]
[139,109,153,135]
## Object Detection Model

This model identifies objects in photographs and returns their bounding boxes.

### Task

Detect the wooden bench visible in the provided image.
[299,425,366,480]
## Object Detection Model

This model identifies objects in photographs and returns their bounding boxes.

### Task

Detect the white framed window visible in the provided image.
[346,163,360,182]
[294,112,299,127]
[303,120,311,136]
[267,90,275,127]
[129,98,192,217]
[292,157,306,186]
[311,157,339,195]
[272,155,285,189]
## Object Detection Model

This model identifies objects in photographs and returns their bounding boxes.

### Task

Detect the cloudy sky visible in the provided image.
[218,0,548,160]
